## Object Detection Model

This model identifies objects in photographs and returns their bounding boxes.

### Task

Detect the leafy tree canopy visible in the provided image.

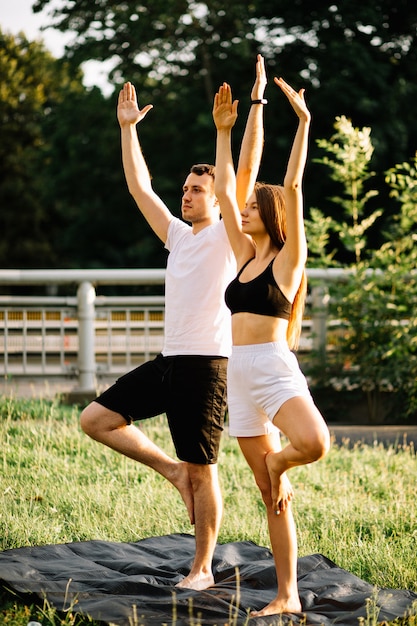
[33,0,417,219]
[3,1,417,269]
[0,29,164,271]
[0,30,84,267]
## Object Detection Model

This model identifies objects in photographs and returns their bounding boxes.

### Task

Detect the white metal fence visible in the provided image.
[1,295,165,374]
[0,268,341,395]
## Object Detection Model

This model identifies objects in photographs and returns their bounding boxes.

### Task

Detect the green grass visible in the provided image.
[0,395,416,625]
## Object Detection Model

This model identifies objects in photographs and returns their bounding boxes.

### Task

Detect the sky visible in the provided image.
[0,0,114,95]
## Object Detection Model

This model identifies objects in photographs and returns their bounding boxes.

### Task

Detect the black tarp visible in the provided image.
[0,533,415,625]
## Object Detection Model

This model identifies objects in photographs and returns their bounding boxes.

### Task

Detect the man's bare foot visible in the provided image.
[175,572,215,591]
[250,594,302,617]
[265,452,293,514]
[170,462,195,524]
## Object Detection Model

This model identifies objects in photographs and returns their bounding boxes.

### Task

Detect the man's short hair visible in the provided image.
[190,164,215,179]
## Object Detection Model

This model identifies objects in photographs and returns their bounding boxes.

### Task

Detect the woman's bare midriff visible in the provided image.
[231,312,289,345]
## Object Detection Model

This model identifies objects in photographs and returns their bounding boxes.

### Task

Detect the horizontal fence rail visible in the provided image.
[0,268,342,396]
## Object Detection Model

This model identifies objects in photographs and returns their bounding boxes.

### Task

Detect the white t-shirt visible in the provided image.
[163,218,236,357]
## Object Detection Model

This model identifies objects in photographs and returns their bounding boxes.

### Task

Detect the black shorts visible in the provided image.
[94,354,228,464]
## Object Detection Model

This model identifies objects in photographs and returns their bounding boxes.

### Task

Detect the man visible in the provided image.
[80,56,267,591]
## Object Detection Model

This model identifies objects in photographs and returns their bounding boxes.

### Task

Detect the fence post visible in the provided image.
[311,283,329,360]
[67,281,97,403]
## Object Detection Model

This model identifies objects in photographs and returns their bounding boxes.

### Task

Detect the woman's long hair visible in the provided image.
[254,182,307,350]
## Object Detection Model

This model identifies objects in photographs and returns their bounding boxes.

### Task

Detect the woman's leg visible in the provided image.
[238,433,302,616]
[267,395,330,513]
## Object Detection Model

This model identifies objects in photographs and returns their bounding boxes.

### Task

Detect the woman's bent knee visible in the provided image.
[308,426,330,462]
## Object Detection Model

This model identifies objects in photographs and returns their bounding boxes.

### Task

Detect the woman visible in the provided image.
[212,78,330,616]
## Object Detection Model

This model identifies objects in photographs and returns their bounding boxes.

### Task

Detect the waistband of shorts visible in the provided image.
[159,353,228,362]
[231,341,290,356]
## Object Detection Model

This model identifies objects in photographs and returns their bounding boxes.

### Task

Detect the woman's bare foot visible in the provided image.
[175,571,215,591]
[250,593,302,617]
[265,452,293,514]
[170,462,195,524]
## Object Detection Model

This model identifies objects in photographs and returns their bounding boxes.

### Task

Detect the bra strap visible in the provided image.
[237,257,255,278]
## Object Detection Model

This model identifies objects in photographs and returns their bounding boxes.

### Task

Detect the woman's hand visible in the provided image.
[274,77,311,124]
[251,54,267,101]
[213,82,238,131]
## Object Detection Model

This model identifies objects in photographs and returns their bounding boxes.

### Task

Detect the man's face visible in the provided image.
[181,172,218,225]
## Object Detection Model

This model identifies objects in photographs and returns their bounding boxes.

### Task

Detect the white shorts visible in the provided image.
[227,341,311,437]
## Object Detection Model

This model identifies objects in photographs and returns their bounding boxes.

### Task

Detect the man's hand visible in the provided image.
[117,82,153,128]
[212,82,238,131]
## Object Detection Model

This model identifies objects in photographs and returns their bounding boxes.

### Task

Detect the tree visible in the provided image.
[306,116,382,266]
[0,30,165,272]
[0,30,81,267]
[32,0,417,256]
[306,115,417,422]
[39,84,166,270]
[4,1,417,269]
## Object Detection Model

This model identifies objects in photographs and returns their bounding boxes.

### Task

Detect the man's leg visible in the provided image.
[169,356,227,590]
[80,403,195,524]
[175,462,222,590]
[80,363,196,525]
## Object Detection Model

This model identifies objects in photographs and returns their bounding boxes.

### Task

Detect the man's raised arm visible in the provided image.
[117,82,173,243]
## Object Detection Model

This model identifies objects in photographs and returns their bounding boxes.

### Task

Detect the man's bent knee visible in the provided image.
[80,402,100,437]
[80,401,125,439]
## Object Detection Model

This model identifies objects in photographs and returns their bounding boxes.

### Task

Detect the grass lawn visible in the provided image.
[0,395,416,625]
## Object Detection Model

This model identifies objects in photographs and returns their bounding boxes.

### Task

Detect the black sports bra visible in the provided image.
[224,258,292,320]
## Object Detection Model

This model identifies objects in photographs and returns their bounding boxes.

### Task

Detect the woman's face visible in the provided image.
[240,191,265,236]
